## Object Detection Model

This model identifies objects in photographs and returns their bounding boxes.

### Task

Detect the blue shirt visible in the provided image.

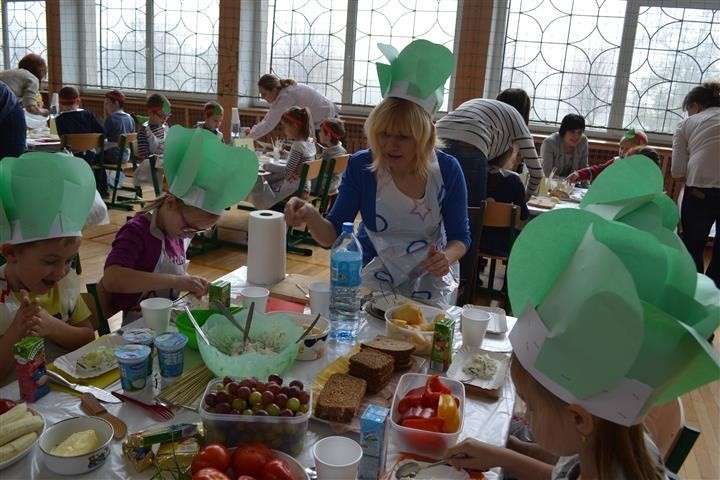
[104,110,135,143]
[326,149,471,264]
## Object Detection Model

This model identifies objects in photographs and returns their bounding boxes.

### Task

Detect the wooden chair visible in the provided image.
[61,133,105,155]
[286,159,325,256]
[83,283,112,336]
[644,398,701,473]
[456,205,486,307]
[476,201,520,304]
[318,153,350,214]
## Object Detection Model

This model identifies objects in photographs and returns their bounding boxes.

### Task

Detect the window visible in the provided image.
[500,0,720,134]
[266,0,458,110]
[0,0,47,70]
[92,0,219,93]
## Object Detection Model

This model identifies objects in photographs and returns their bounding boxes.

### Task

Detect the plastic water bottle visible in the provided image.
[329,222,363,342]
[230,107,240,145]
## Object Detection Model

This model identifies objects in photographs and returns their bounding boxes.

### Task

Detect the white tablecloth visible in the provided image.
[1,304,516,480]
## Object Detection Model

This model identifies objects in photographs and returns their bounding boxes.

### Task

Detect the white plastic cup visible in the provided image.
[461,308,492,349]
[140,297,173,333]
[312,436,363,480]
[241,286,270,312]
[308,281,330,318]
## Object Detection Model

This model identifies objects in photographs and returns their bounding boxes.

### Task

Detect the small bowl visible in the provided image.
[384,303,446,355]
[39,416,113,475]
[284,312,330,361]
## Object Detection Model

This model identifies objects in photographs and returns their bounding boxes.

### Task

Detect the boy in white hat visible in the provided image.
[0,152,97,382]
[101,126,258,323]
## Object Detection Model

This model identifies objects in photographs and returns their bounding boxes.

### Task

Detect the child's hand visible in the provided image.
[175,275,209,298]
[13,290,40,337]
[446,438,502,471]
[284,197,317,228]
[566,172,579,184]
[27,310,59,338]
[420,245,450,277]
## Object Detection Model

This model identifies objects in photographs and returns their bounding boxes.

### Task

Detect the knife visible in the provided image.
[80,392,127,438]
[46,370,121,403]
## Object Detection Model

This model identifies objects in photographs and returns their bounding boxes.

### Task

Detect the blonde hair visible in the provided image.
[365,97,440,180]
[510,355,665,480]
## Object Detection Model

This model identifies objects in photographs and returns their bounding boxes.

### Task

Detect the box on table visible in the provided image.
[209,280,231,309]
[14,336,50,403]
[358,404,389,480]
[430,316,455,372]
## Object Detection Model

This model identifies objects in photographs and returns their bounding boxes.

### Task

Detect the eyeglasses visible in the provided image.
[178,207,210,235]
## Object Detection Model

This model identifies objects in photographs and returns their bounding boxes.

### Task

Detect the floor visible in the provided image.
[79,207,718,479]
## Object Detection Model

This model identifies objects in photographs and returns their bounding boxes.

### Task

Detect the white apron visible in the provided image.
[122,213,190,324]
[361,156,458,307]
[134,123,167,185]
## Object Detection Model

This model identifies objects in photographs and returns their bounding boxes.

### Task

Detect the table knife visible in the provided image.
[46,370,121,403]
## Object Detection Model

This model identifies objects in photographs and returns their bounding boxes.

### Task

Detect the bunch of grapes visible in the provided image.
[203,374,310,417]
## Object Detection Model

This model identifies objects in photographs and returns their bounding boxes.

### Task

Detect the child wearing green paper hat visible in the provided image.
[284,40,470,306]
[566,129,656,184]
[201,101,224,141]
[446,156,719,479]
[101,126,258,324]
[0,152,98,382]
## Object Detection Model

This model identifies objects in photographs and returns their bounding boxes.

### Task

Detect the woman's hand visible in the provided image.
[174,275,210,298]
[420,245,450,277]
[446,438,503,472]
[284,197,319,228]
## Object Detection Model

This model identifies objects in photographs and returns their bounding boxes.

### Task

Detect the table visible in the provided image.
[527,186,588,217]
[1,270,516,479]
[26,136,61,152]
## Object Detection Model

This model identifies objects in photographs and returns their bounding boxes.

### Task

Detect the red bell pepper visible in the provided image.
[397,386,426,414]
[422,376,451,409]
[400,417,445,432]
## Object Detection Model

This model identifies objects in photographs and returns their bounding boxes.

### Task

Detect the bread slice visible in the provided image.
[349,349,394,393]
[361,336,415,371]
[315,373,367,423]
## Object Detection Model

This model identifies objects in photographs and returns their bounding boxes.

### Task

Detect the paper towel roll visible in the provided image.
[247,210,287,285]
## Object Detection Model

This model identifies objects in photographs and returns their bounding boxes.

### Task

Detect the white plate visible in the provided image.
[446,347,510,390]
[0,409,45,471]
[461,305,508,334]
[53,335,126,379]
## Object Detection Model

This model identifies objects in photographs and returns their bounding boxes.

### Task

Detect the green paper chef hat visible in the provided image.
[376,39,455,115]
[163,126,259,215]
[0,152,96,244]
[508,156,720,426]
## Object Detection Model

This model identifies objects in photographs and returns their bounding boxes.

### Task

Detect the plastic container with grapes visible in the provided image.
[199,375,312,456]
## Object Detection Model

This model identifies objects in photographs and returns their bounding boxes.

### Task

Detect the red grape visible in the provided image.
[204,392,217,407]
[216,391,230,404]
[275,393,288,408]
[280,408,294,417]
[227,381,240,395]
[261,391,275,405]
[254,382,267,393]
[298,390,310,404]
[215,402,232,414]
[267,374,283,385]
[237,386,251,400]
[289,380,304,390]
[222,376,233,385]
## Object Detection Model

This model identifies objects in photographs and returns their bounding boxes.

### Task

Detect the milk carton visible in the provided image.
[358,404,389,480]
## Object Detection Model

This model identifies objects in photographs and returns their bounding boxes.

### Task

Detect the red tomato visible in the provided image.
[232,443,273,477]
[192,467,231,480]
[0,398,16,415]
[192,444,232,474]
[260,458,294,480]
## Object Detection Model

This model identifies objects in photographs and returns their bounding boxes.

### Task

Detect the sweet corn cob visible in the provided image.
[0,403,27,425]
[0,412,43,446]
[0,431,37,462]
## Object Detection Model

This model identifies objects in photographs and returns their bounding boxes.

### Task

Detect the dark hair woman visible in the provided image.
[540,113,588,177]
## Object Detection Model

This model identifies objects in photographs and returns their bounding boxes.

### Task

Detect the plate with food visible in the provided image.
[53,335,126,379]
[365,291,414,318]
[0,403,45,471]
[384,453,487,480]
[447,347,510,392]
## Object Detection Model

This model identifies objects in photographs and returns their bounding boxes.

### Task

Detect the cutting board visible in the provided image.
[268,273,317,304]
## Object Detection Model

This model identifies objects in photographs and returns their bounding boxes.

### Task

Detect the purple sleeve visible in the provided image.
[104,216,159,271]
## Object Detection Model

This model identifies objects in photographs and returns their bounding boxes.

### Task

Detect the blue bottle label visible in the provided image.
[331,250,362,287]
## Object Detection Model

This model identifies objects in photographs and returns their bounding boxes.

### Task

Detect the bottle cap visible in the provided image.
[342,222,354,233]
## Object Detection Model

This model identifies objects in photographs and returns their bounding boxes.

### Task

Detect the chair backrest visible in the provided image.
[456,204,485,306]
[117,132,138,159]
[331,154,350,175]
[483,200,520,228]
[85,283,113,336]
[61,133,104,153]
[316,154,351,213]
[295,159,324,197]
[644,397,701,473]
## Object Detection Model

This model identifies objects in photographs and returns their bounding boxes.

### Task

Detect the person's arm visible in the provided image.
[671,121,689,180]
[284,197,338,247]
[31,313,94,351]
[507,435,558,465]
[447,438,553,480]
[540,137,556,177]
[25,103,49,116]
[0,293,36,380]
[20,76,49,116]
[516,132,543,197]
[250,89,295,139]
[103,265,208,297]
[577,135,589,170]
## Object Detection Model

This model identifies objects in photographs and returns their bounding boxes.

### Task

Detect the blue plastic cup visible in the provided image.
[114,344,152,391]
[154,332,188,379]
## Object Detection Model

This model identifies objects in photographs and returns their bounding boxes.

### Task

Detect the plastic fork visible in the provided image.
[112,391,175,421]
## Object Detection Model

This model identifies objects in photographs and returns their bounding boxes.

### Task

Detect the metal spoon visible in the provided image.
[242,302,255,350]
[212,299,245,334]
[395,453,469,479]
[296,313,322,344]
[184,305,210,346]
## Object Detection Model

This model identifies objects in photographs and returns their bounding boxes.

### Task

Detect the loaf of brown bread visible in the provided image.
[361,335,415,371]
[348,349,394,393]
[315,374,367,423]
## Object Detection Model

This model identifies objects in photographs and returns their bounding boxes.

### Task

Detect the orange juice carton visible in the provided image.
[359,404,389,480]
[209,280,231,308]
[14,336,50,402]
[430,316,455,372]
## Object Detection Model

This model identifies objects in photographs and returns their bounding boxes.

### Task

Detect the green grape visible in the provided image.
[249,391,263,406]
[286,397,300,412]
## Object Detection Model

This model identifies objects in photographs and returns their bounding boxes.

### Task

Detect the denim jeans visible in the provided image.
[681,186,720,287]
[439,140,488,208]
[0,82,26,160]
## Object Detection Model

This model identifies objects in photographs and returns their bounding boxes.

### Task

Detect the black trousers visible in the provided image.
[680,185,720,287]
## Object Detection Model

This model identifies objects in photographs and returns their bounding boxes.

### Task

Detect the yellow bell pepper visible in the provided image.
[437,393,460,433]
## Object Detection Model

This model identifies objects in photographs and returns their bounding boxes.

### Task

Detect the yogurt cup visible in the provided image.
[114,344,152,391]
[154,332,188,379]
[122,328,156,377]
